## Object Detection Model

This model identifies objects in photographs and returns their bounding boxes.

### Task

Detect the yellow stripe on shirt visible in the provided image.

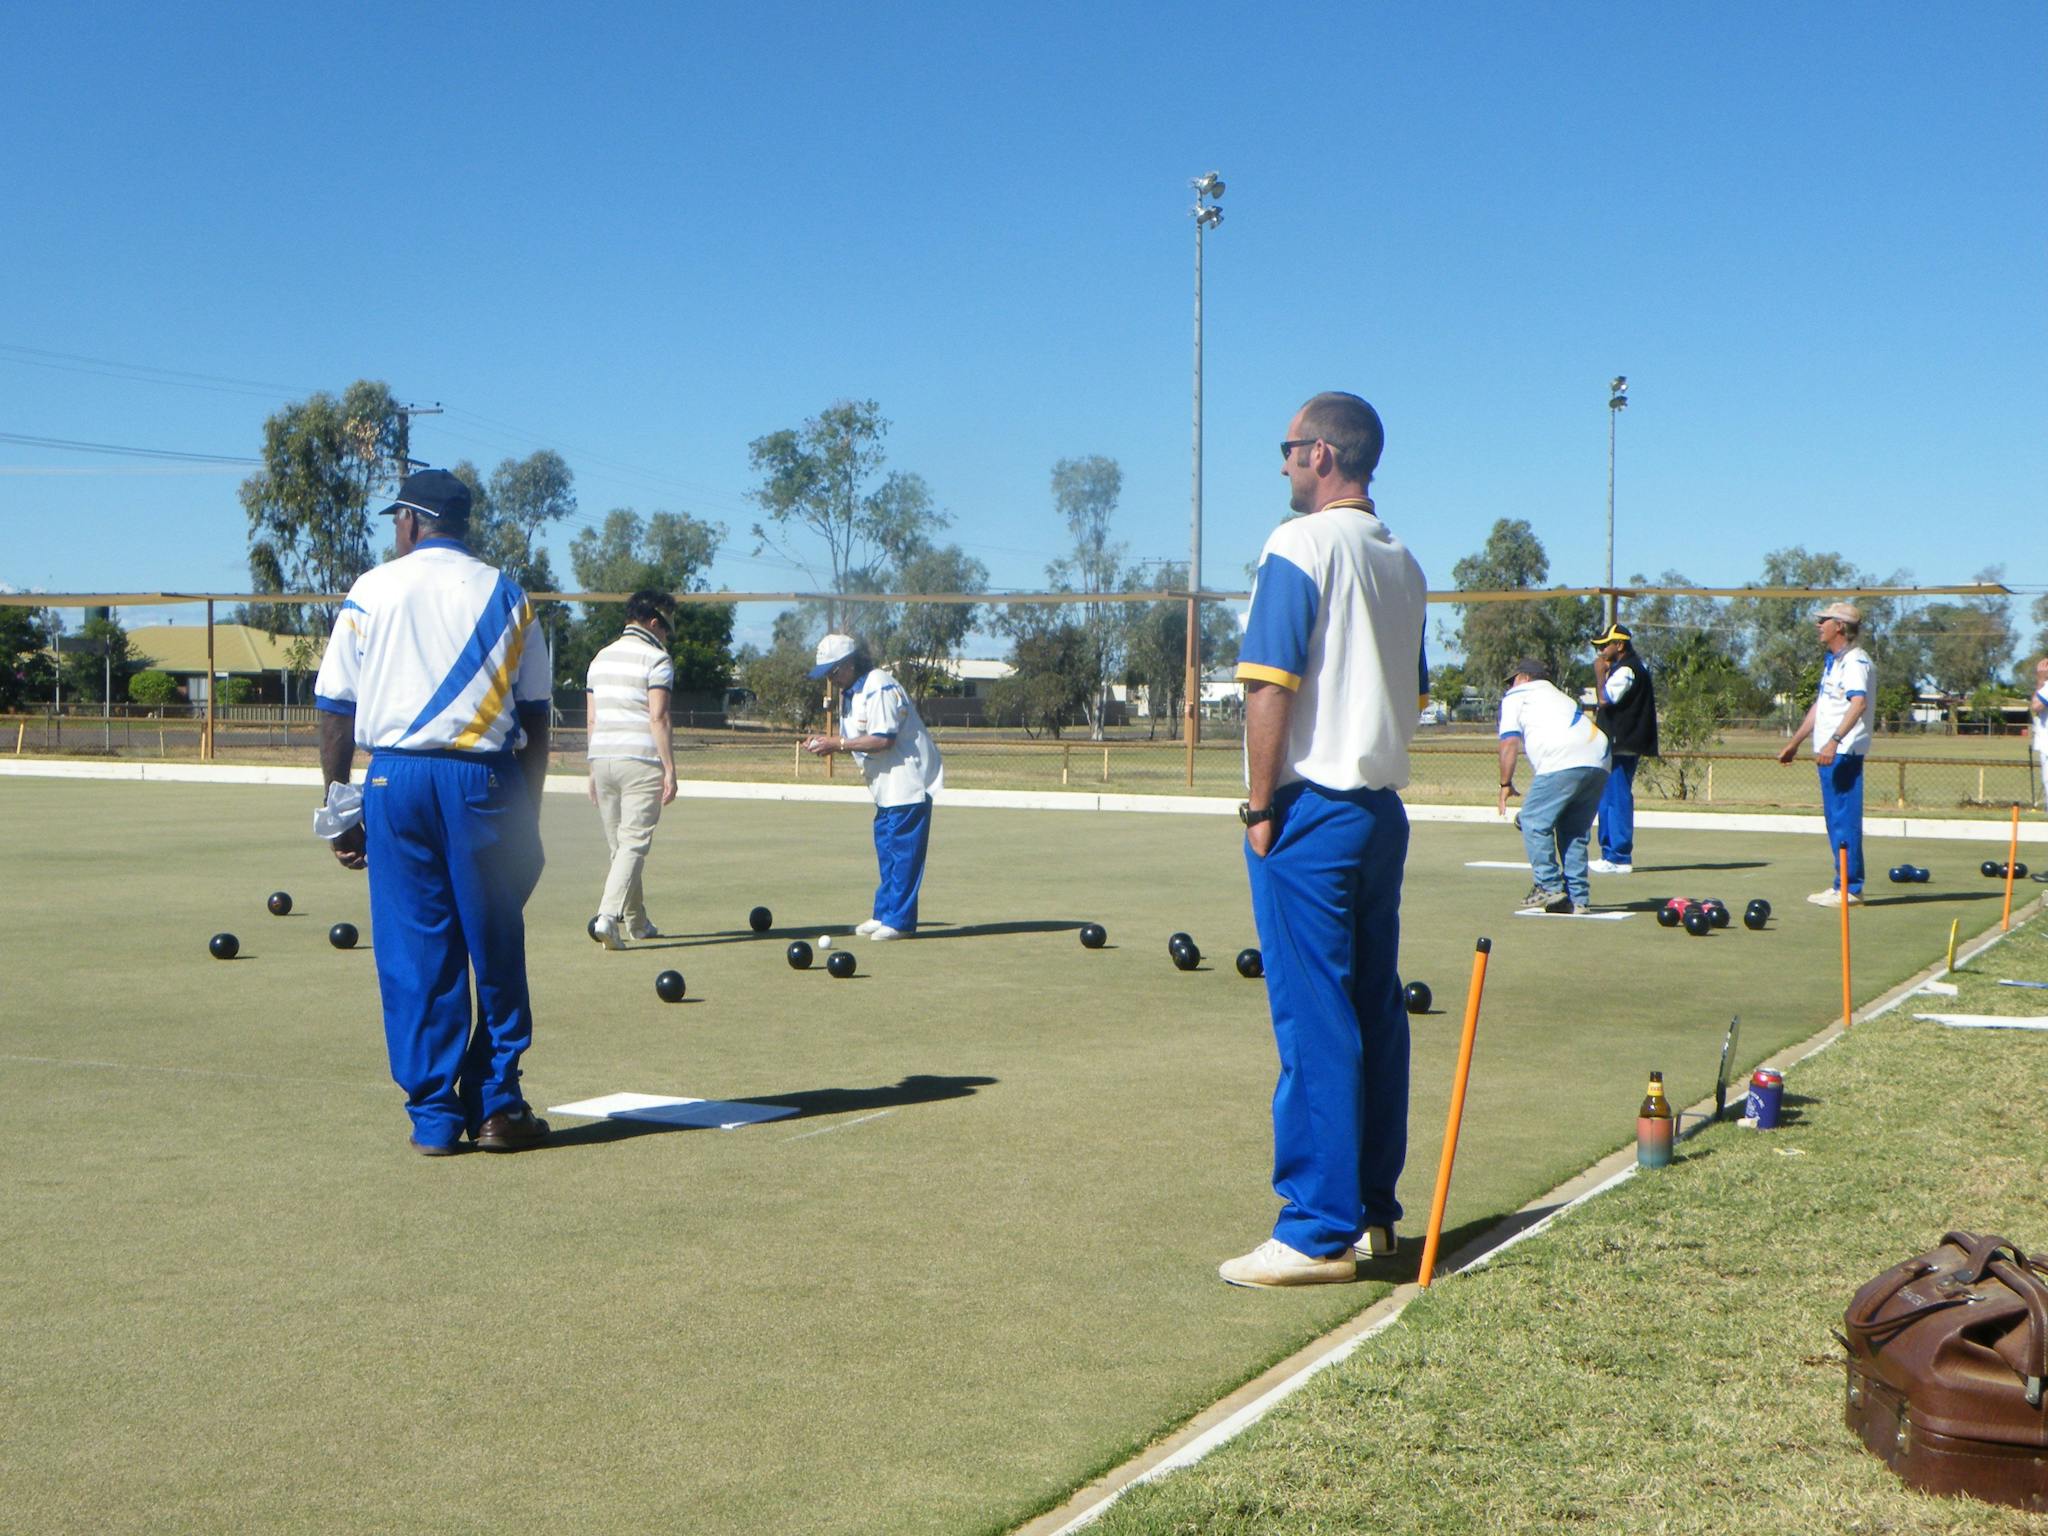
[451,605,531,749]
[1236,661,1302,691]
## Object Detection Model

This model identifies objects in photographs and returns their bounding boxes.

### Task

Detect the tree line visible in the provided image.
[1432,518,2028,746]
[1,387,2033,737]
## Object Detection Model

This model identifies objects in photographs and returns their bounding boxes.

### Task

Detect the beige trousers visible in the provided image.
[591,757,666,923]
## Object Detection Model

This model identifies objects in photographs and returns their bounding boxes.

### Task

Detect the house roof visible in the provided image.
[124,624,327,675]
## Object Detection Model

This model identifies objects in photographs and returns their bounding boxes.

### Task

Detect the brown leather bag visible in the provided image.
[1840,1230,2048,1511]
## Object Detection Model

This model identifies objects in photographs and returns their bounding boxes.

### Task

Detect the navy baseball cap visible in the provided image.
[379,469,471,524]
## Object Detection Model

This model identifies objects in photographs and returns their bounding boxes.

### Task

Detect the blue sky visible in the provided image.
[4,2,2042,653]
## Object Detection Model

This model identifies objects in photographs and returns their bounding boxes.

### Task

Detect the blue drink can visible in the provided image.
[1745,1068,1784,1128]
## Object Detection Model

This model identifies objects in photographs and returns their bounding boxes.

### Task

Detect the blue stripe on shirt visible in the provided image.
[398,574,524,742]
[1240,553,1320,681]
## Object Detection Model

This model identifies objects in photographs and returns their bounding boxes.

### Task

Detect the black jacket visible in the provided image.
[1597,648,1659,758]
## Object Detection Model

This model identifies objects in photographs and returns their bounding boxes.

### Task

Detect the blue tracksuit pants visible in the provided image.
[364,750,544,1147]
[1244,781,1410,1258]
[1818,754,1866,894]
[1598,754,1640,863]
[871,796,933,932]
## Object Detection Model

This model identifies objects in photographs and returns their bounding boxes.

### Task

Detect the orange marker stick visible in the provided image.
[2003,803,2020,932]
[1418,937,1492,1290]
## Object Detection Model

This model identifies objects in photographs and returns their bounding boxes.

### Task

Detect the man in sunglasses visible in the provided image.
[1222,392,1429,1289]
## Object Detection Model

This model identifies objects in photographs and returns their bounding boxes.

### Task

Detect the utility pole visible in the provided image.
[394,401,443,477]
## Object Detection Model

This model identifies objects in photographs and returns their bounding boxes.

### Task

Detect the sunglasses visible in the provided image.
[1280,438,1321,458]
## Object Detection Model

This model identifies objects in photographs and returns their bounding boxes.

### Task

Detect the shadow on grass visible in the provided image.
[1631,860,1771,873]
[618,918,1080,950]
[1860,891,2001,907]
[544,1072,999,1148]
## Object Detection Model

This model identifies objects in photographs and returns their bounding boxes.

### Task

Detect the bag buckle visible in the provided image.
[2029,1375,2043,1409]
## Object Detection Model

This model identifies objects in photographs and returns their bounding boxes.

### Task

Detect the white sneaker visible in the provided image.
[1218,1238,1357,1289]
[591,914,626,951]
[1807,888,1864,907]
[867,925,904,942]
[1353,1225,1398,1260]
[627,917,662,940]
[855,920,882,936]
[1588,859,1632,875]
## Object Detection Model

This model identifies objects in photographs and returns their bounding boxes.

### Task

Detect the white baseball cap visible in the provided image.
[808,633,860,679]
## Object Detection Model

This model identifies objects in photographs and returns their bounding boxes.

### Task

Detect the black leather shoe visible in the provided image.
[475,1106,550,1152]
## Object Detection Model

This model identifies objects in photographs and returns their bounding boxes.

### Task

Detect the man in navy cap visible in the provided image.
[313,468,556,1155]
[802,633,943,940]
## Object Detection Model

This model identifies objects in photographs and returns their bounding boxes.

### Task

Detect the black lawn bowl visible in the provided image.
[1079,923,1107,949]
[208,932,240,960]
[1656,903,1682,929]
[1167,932,1193,958]
[1683,906,1712,937]
[267,891,293,916]
[654,970,687,1003]
[2015,863,2030,880]
[749,906,773,933]
[1704,900,1730,929]
[786,941,814,970]
[328,923,359,950]
[826,951,857,979]
[1404,980,1433,1014]
[1983,860,2002,879]
[1748,898,1772,920]
[1742,906,1768,931]
[587,916,603,944]
[1912,866,1931,883]
[1888,866,1912,884]
[1171,943,1201,972]
[1235,947,1263,979]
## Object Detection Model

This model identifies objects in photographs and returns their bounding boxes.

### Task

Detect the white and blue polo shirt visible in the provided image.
[314,539,553,754]
[1235,501,1429,794]
[841,666,943,808]
[1498,679,1609,775]
[1814,645,1873,755]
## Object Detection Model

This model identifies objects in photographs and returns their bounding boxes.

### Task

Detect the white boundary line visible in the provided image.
[4,757,2044,844]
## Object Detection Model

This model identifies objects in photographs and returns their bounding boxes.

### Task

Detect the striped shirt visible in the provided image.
[314,538,551,753]
[586,624,675,763]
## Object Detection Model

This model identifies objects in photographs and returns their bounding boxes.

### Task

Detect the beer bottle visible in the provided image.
[1636,1071,1674,1169]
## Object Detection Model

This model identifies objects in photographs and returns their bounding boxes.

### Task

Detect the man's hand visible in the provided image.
[1815,740,1838,767]
[1246,819,1276,859]
[331,824,367,871]
[1497,781,1519,816]
[586,775,599,805]
[802,735,832,757]
[660,767,677,805]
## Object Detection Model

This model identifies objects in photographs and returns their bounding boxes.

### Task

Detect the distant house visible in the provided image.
[123,624,328,705]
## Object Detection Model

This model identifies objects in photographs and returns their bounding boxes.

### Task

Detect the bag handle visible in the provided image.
[1987,1255,2048,1406]
[1941,1230,2032,1286]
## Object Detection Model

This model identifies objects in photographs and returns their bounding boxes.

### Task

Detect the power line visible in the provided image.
[0,343,315,400]
[0,431,260,465]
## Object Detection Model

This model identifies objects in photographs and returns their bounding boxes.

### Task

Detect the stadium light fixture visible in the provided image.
[1186,170,1227,769]
[1606,376,1629,624]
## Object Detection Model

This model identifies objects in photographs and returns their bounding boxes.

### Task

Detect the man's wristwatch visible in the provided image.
[1239,802,1277,826]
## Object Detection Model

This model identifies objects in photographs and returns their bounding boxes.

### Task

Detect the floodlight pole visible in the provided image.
[1606,376,1627,624]
[1188,173,1224,785]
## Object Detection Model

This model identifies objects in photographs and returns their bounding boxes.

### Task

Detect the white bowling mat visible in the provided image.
[1912,1014,2048,1032]
[1465,860,1532,869]
[1511,909,1633,921]
[549,1091,798,1128]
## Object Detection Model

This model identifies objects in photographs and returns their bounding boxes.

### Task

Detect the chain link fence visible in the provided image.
[6,707,2041,817]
